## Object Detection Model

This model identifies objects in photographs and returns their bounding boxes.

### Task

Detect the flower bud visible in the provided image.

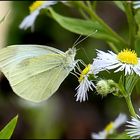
[96,79,118,96]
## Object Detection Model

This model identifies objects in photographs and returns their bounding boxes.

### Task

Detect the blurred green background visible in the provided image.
[0,1,139,139]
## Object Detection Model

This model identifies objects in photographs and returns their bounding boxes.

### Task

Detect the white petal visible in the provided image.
[92,50,121,74]
[93,49,140,76]
[126,109,140,139]
[19,1,58,30]
[133,63,140,76]
[134,5,140,9]
[106,63,121,70]
[114,113,127,129]
[91,113,127,139]
[114,64,125,73]
[133,1,140,9]
[96,50,117,62]
[91,131,107,139]
[75,76,95,102]
[40,1,58,9]
[19,10,39,30]
[133,1,140,4]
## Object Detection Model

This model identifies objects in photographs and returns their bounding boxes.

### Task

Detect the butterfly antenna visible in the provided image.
[72,34,83,47]
[72,30,98,48]
[81,47,91,63]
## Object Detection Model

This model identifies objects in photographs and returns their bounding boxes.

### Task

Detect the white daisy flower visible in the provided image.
[75,64,95,102]
[19,1,58,31]
[133,1,140,9]
[91,113,127,139]
[92,49,140,76]
[126,109,140,139]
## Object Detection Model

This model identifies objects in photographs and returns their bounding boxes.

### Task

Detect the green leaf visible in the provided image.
[0,115,18,139]
[114,1,125,12]
[125,75,139,95]
[48,8,119,43]
[135,37,140,56]
[125,74,139,95]
[135,10,140,25]
[118,75,139,97]
[118,76,128,97]
[134,10,140,36]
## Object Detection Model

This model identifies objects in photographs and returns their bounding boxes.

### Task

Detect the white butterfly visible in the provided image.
[0,45,77,102]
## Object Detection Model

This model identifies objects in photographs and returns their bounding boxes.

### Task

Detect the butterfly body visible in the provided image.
[0,45,76,102]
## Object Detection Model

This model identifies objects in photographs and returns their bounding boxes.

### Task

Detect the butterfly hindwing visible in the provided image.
[9,55,69,102]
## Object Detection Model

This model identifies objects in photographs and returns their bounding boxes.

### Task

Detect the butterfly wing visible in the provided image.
[8,54,70,102]
[0,45,71,102]
[0,45,64,78]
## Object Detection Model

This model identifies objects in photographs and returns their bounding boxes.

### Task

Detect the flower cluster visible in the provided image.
[75,48,140,102]
[75,64,95,102]
[19,1,140,139]
[91,113,127,139]
[126,109,140,139]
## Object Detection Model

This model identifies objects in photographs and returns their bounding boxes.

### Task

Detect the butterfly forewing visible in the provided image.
[0,45,64,78]
[0,45,75,102]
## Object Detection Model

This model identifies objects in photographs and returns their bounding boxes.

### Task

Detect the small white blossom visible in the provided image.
[91,113,127,139]
[92,49,140,76]
[75,76,95,102]
[75,64,95,102]
[19,1,58,31]
[92,131,106,139]
[126,109,140,139]
[133,1,140,9]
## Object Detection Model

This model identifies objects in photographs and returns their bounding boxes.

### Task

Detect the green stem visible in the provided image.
[79,8,90,20]
[91,1,97,11]
[125,96,137,118]
[123,2,136,49]
[85,1,93,11]
[107,42,119,53]
[76,1,128,49]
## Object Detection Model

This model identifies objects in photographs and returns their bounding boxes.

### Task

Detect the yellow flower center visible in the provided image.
[29,1,45,13]
[79,64,91,82]
[105,122,114,133]
[117,49,138,65]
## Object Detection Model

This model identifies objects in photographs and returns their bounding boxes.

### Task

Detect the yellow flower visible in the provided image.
[79,64,91,82]
[91,114,127,139]
[92,49,140,75]
[19,1,58,31]
[75,64,95,102]
[117,49,138,65]
[29,1,45,13]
